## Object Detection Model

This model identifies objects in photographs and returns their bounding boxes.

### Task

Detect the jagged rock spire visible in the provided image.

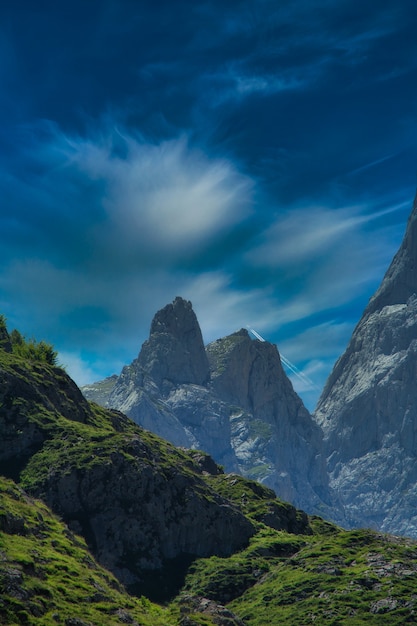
[366,192,417,314]
[138,296,210,389]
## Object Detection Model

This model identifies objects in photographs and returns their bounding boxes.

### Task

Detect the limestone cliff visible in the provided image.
[315,193,417,535]
[207,329,331,513]
[84,298,333,517]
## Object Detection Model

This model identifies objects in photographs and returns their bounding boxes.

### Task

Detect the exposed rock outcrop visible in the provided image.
[0,343,255,598]
[315,193,417,535]
[0,353,93,479]
[28,438,255,593]
[84,298,333,517]
[0,475,172,626]
[139,296,210,390]
[207,329,330,512]
[106,298,236,465]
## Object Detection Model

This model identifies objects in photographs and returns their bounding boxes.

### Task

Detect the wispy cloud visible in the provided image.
[0,121,256,356]
[61,129,254,257]
[243,201,405,327]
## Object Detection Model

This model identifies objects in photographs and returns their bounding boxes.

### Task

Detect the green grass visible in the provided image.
[0,476,171,626]
[226,527,417,625]
[4,321,417,625]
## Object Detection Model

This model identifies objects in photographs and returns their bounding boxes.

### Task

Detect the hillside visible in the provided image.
[3,319,417,624]
[0,475,169,626]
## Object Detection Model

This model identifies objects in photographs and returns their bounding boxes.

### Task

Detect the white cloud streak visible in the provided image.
[67,132,253,256]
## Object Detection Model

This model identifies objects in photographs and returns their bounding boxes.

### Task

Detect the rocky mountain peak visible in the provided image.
[315,192,417,534]
[207,328,295,419]
[84,303,333,517]
[138,296,210,390]
[366,193,417,315]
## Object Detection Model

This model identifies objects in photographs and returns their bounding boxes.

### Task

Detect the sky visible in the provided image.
[1,1,417,410]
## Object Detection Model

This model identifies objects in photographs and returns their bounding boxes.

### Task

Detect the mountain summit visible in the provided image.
[315,194,417,535]
[138,296,210,389]
[84,297,332,516]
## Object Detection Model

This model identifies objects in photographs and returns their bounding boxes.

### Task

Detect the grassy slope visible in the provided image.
[2,328,417,624]
[175,512,417,625]
[0,476,170,626]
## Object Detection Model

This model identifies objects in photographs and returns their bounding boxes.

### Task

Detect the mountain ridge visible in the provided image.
[4,322,417,624]
[314,193,417,534]
[83,298,333,519]
[83,192,417,539]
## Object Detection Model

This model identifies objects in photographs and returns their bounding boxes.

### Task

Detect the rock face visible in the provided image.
[207,329,330,512]
[83,298,333,516]
[315,193,417,535]
[0,350,93,480]
[31,439,255,593]
[0,341,256,598]
[140,297,210,389]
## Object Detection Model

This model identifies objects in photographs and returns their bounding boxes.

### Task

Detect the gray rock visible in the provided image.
[138,296,210,390]
[315,193,417,535]
[34,439,255,589]
[207,330,332,514]
[84,298,333,517]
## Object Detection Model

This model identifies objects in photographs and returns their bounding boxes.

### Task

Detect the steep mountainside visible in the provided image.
[206,329,330,513]
[315,194,417,535]
[4,319,417,624]
[0,475,169,626]
[83,297,333,517]
[4,324,417,626]
[0,328,255,599]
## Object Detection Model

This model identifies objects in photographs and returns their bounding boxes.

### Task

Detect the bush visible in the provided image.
[10,329,58,366]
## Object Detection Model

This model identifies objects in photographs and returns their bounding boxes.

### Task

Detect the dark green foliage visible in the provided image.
[205,473,311,534]
[10,329,58,366]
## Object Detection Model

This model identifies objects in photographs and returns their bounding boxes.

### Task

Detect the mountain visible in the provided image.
[315,193,417,535]
[83,297,332,517]
[3,320,417,624]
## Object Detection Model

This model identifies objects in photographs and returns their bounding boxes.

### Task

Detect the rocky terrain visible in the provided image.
[83,193,417,540]
[315,193,417,535]
[3,319,417,624]
[83,297,333,518]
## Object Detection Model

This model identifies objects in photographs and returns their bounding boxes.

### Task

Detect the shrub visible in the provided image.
[10,329,58,366]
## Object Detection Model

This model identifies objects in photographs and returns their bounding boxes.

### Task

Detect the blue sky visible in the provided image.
[1,1,417,409]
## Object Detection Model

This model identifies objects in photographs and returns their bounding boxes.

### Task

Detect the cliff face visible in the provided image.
[207,330,330,512]
[139,296,210,389]
[315,194,417,535]
[106,298,237,468]
[0,336,255,598]
[84,298,333,517]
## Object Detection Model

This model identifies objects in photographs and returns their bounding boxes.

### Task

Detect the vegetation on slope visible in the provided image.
[2,318,417,625]
[0,315,58,365]
[0,476,169,626]
[228,522,417,625]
